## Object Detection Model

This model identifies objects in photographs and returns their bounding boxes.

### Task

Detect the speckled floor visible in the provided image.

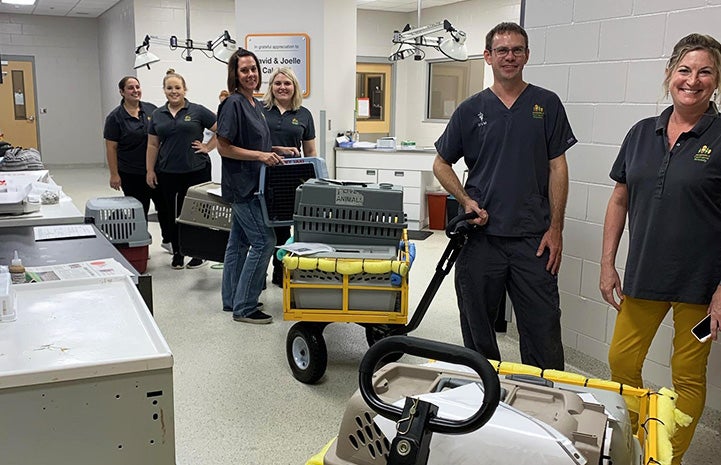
[52,167,719,465]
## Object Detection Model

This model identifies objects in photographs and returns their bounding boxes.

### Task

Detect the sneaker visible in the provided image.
[233,310,273,324]
[186,258,206,269]
[223,302,263,312]
[161,242,173,254]
[171,254,184,269]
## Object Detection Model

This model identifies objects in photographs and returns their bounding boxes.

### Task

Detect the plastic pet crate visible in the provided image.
[293,179,406,247]
[85,196,152,273]
[290,269,398,311]
[258,157,327,227]
[176,182,232,262]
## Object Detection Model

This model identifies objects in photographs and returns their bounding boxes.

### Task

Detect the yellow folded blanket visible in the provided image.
[282,255,410,276]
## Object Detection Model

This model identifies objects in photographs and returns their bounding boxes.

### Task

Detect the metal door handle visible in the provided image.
[26,115,35,122]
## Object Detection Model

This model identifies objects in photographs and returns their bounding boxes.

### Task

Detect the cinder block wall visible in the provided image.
[523,0,721,409]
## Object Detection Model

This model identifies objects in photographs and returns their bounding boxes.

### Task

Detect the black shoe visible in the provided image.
[223,302,263,312]
[233,310,273,324]
[171,254,184,269]
[186,258,206,269]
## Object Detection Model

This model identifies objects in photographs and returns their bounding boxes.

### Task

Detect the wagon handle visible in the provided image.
[358,336,500,435]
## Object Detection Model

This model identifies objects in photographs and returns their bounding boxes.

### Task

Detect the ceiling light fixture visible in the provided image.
[133,0,236,69]
[389,20,468,62]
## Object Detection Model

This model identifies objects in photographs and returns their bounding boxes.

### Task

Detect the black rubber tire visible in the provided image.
[365,325,404,367]
[286,322,328,384]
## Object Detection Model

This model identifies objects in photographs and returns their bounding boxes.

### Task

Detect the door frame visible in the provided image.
[1,55,40,151]
[356,56,396,137]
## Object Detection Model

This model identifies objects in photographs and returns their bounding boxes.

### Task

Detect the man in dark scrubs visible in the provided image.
[433,22,577,370]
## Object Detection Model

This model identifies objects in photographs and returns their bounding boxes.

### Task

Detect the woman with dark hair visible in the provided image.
[146,69,217,269]
[262,67,317,287]
[216,49,282,324]
[103,76,171,252]
[601,33,721,465]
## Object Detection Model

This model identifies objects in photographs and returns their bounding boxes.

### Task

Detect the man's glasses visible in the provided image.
[491,46,527,57]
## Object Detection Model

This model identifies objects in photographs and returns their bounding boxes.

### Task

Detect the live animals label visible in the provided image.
[335,188,364,206]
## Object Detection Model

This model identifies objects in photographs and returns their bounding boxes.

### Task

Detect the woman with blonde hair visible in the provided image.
[262,67,317,286]
[146,69,217,269]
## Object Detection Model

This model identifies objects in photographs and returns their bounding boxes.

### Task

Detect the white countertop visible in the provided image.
[0,276,172,389]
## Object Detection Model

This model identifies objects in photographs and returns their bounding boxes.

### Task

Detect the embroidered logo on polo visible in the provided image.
[476,112,487,127]
[184,115,192,122]
[532,104,544,119]
[292,118,300,125]
[693,145,712,162]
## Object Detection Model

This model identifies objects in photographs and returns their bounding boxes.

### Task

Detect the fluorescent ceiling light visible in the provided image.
[1,0,36,5]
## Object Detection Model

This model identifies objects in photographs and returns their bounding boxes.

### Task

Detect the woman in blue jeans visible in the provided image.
[216,49,284,324]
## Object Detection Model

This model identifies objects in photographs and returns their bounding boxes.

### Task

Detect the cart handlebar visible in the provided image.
[446,212,479,238]
[358,336,501,435]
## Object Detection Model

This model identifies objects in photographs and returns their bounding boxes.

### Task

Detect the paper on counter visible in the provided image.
[34,224,96,241]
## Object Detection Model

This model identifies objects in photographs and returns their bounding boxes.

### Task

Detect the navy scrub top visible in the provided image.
[435,84,577,237]
[216,93,272,204]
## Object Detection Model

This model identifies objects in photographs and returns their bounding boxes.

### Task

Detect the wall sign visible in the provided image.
[245,33,310,98]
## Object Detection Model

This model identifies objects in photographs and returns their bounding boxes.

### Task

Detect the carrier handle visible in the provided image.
[445,212,480,238]
[358,336,501,435]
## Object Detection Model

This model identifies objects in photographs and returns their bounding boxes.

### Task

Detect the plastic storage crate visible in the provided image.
[290,269,399,311]
[293,179,406,247]
[85,196,152,273]
[258,157,327,227]
[176,182,232,262]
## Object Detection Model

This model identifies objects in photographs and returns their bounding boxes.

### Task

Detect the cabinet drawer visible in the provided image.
[404,203,421,221]
[378,169,421,187]
[335,167,377,184]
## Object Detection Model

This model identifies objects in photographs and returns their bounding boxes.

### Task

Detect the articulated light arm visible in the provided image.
[390,20,468,62]
[133,30,237,69]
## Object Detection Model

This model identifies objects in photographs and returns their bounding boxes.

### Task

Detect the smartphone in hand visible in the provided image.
[691,314,712,343]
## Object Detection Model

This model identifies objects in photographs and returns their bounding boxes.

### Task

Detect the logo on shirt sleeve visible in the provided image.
[693,145,712,162]
[532,104,544,119]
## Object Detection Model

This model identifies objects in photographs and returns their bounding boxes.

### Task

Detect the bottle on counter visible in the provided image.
[0,266,17,322]
[9,250,26,285]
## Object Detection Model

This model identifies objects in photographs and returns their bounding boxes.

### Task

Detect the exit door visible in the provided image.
[0,58,39,149]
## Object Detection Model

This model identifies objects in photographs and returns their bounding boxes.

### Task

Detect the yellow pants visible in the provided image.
[608,296,712,465]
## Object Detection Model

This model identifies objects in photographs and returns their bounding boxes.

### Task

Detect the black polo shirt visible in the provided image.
[435,84,576,237]
[216,93,271,203]
[262,105,315,155]
[610,103,721,304]
[148,100,216,174]
[103,100,157,175]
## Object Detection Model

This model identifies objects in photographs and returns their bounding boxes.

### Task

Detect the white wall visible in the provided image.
[357,0,520,146]
[524,0,721,409]
[0,13,105,165]
[98,0,136,122]
[235,0,357,174]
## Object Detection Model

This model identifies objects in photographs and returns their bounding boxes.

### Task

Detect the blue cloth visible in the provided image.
[221,190,276,317]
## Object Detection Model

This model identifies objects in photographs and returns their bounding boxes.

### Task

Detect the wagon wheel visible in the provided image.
[287,322,328,384]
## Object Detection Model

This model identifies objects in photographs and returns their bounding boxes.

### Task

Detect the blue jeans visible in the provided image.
[221,198,276,317]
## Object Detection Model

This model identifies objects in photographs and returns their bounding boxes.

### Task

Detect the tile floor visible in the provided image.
[49,167,720,465]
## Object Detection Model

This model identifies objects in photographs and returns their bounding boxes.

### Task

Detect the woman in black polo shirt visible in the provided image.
[146,69,217,270]
[600,33,721,465]
[103,76,171,252]
[261,67,316,286]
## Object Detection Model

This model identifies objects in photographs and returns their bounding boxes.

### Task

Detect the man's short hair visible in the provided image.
[485,22,529,51]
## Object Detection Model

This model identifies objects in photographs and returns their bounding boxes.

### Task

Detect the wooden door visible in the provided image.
[0,59,39,148]
[356,63,392,135]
